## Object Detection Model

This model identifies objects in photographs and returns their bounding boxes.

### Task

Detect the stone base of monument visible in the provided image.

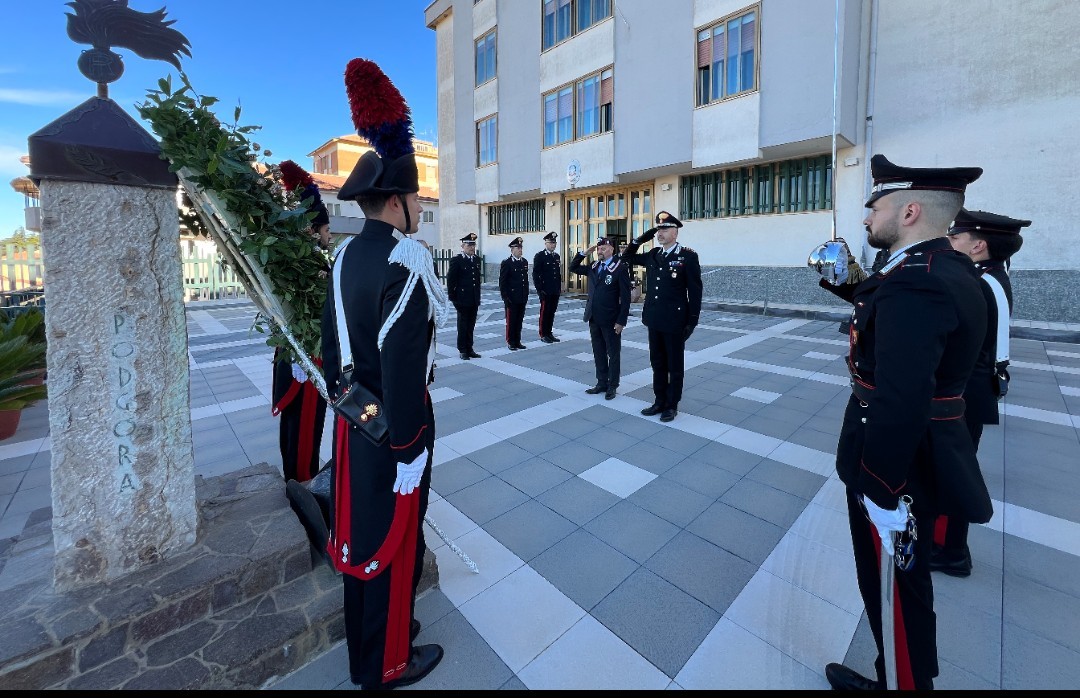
[0,463,440,690]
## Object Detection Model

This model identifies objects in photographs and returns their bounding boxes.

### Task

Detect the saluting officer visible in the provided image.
[817,154,992,691]
[570,237,631,400]
[500,237,529,350]
[533,231,563,343]
[622,211,702,422]
[932,208,1029,578]
[446,232,483,360]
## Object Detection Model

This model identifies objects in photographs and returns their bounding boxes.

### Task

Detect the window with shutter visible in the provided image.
[697,7,757,105]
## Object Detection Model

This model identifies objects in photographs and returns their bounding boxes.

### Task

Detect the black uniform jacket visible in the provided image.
[569,252,631,327]
[622,241,702,333]
[321,219,434,571]
[965,260,1013,426]
[499,255,530,304]
[533,249,562,296]
[820,237,993,523]
[446,252,482,307]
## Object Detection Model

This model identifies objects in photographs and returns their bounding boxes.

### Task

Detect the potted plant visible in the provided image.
[0,308,48,440]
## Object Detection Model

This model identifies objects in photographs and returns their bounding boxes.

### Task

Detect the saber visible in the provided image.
[880,532,897,690]
[425,515,479,574]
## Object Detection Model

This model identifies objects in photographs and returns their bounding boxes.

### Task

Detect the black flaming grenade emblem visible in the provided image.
[65,0,191,97]
[360,403,380,423]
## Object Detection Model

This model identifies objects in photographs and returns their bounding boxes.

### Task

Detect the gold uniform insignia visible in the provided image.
[359,402,380,422]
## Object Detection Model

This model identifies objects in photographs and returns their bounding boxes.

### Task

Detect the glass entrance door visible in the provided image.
[563,186,652,295]
[564,196,586,294]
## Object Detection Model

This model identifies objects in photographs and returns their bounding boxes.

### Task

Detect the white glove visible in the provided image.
[291,363,308,383]
[861,495,910,555]
[393,450,428,495]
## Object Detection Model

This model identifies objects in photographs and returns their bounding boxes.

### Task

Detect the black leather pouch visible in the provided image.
[332,381,389,446]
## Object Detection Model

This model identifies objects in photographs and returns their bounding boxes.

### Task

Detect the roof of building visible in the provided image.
[307,134,438,159]
[312,171,437,202]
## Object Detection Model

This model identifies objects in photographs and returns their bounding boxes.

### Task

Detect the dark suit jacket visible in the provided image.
[820,237,992,523]
[965,260,1013,426]
[321,219,435,571]
[532,249,562,296]
[446,253,482,307]
[569,252,631,327]
[621,241,702,333]
[499,255,530,304]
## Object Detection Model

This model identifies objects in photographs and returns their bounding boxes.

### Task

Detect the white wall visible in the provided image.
[869,0,1080,271]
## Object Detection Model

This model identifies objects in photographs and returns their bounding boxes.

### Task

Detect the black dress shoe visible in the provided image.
[514,343,527,350]
[459,352,471,360]
[825,662,883,690]
[604,388,617,400]
[660,408,677,422]
[541,336,555,344]
[585,385,608,395]
[508,344,519,351]
[411,619,421,643]
[468,351,481,358]
[550,336,561,342]
[383,644,443,689]
[930,544,972,577]
[640,403,664,416]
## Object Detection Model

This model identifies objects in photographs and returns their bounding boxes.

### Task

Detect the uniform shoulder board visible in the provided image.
[682,246,696,254]
[877,252,907,276]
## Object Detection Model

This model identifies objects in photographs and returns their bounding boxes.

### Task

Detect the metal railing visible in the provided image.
[0,241,249,305]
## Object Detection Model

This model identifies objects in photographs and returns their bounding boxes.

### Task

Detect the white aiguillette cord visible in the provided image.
[332,236,356,379]
[328,236,479,573]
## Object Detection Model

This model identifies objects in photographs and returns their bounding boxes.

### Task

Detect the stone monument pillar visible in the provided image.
[29,97,197,591]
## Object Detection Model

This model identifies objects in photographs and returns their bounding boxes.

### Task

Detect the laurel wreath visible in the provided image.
[137,72,327,362]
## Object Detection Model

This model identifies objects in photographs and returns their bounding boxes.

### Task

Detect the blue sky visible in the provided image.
[0,0,437,237]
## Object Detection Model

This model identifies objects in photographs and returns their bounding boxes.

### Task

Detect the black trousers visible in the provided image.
[538,293,560,338]
[647,328,685,408]
[937,420,985,552]
[454,302,478,352]
[504,301,526,346]
[589,320,621,388]
[345,444,433,687]
[846,487,937,690]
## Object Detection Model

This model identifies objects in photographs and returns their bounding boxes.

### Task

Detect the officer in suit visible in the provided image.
[446,232,483,360]
[533,231,563,343]
[621,211,702,422]
[569,237,631,400]
[930,209,1029,577]
[816,154,992,691]
[500,237,529,350]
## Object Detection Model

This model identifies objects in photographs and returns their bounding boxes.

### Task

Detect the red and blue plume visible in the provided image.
[279,160,314,192]
[345,58,415,160]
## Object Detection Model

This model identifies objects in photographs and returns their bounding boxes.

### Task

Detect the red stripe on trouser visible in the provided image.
[538,297,546,337]
[933,515,948,547]
[295,381,320,481]
[504,306,510,343]
[872,527,916,691]
[327,417,351,568]
[382,492,420,683]
[272,380,301,415]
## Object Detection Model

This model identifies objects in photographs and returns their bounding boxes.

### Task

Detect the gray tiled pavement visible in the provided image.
[1,289,1079,689]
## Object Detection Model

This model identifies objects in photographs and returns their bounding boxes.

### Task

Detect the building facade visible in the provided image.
[425,0,1080,321]
[306,134,441,246]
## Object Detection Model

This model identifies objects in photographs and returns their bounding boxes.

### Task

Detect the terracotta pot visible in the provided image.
[0,409,22,440]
